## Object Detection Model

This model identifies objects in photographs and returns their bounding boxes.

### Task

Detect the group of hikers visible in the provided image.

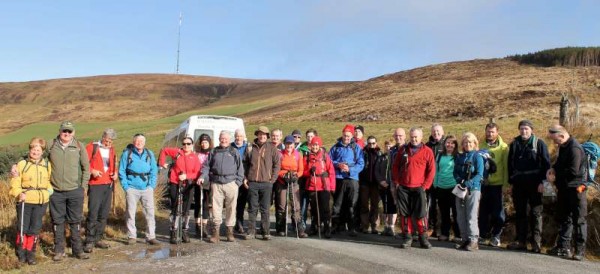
[8,119,593,265]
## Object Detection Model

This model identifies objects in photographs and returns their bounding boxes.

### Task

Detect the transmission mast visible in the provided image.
[175,11,183,74]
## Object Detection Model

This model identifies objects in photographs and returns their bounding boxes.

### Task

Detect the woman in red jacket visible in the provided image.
[159,136,201,244]
[304,136,336,238]
[275,135,307,238]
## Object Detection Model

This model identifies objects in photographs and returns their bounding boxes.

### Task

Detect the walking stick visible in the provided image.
[200,186,203,241]
[111,153,117,216]
[285,182,289,237]
[290,180,299,239]
[312,173,321,239]
[20,201,25,249]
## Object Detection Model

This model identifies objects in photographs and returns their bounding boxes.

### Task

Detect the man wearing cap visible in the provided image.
[119,134,160,246]
[49,121,91,260]
[507,120,550,252]
[546,125,587,261]
[329,124,365,236]
[291,129,303,150]
[354,125,366,149]
[231,129,250,233]
[83,129,118,253]
[243,126,281,240]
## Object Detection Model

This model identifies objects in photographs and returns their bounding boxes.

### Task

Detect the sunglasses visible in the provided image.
[368,142,376,145]
[62,129,73,134]
[182,142,193,146]
[293,135,301,138]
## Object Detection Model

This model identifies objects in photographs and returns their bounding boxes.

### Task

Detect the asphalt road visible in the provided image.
[22,225,599,274]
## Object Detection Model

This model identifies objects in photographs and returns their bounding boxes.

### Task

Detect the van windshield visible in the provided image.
[194,129,214,143]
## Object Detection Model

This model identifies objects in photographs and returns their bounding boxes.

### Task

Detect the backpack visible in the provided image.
[477,149,497,179]
[124,144,151,170]
[581,141,600,187]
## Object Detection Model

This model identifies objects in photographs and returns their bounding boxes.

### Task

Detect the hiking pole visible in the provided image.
[290,180,299,239]
[111,153,117,216]
[200,185,203,241]
[176,179,184,245]
[312,173,321,239]
[20,201,25,249]
[285,182,289,237]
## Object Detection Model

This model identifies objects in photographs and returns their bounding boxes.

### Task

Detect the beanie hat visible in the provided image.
[199,134,211,142]
[291,129,302,136]
[518,119,534,130]
[310,136,323,147]
[355,125,364,134]
[342,124,355,134]
[283,135,295,144]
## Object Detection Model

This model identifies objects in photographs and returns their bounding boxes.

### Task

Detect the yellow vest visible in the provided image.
[10,158,53,204]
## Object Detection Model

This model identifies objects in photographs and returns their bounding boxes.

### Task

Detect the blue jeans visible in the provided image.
[478,185,505,238]
[456,190,481,242]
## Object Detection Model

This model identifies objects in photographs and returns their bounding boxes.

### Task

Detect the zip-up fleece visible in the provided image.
[244,140,280,183]
[49,137,90,191]
[508,135,551,185]
[359,147,385,185]
[553,137,586,189]
[118,148,157,191]
[392,143,436,189]
[10,158,54,204]
[202,145,244,186]
[278,149,304,185]
[86,141,117,185]
[329,139,365,180]
[453,150,484,191]
[158,147,201,184]
[303,149,336,192]
[481,136,509,186]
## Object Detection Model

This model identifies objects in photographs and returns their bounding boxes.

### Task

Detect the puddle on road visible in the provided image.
[133,247,191,260]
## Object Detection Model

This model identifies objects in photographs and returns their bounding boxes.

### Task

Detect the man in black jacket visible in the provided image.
[546,125,587,261]
[425,123,445,236]
[507,120,551,252]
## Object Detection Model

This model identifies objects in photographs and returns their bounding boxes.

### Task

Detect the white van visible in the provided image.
[162,115,245,147]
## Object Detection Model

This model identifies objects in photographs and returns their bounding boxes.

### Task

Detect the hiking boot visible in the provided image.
[95,241,110,249]
[262,233,271,241]
[127,238,137,245]
[478,238,488,245]
[371,224,379,235]
[244,228,256,240]
[323,224,331,239]
[507,241,527,251]
[573,248,585,261]
[453,237,463,244]
[74,252,90,260]
[548,246,572,258]
[170,230,178,244]
[83,242,94,253]
[226,227,235,242]
[309,226,319,236]
[277,231,286,237]
[438,235,449,241]
[400,234,413,249]
[490,237,501,247]
[455,241,469,250]
[235,221,245,234]
[209,228,220,243]
[466,241,479,251]
[349,229,358,237]
[16,245,26,263]
[419,234,432,249]
[530,241,541,253]
[52,252,66,261]
[182,230,191,243]
[26,250,37,265]
[146,238,160,245]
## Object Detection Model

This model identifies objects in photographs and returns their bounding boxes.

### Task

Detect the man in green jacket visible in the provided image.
[478,122,509,247]
[48,121,91,261]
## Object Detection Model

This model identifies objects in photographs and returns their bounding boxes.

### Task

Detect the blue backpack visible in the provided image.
[581,141,600,187]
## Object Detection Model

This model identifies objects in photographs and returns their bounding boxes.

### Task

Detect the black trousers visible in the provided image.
[427,187,438,230]
[16,202,48,235]
[512,183,543,245]
[556,187,587,250]
[379,187,397,214]
[86,184,112,244]
[193,185,210,219]
[236,184,249,226]
[435,187,460,237]
[50,187,85,254]
[248,182,273,234]
[309,191,331,227]
[332,179,359,230]
[396,185,427,218]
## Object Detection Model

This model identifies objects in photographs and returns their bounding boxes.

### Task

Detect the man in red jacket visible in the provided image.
[392,127,436,249]
[84,129,118,253]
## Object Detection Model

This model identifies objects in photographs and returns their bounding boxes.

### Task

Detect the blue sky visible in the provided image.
[0,0,598,82]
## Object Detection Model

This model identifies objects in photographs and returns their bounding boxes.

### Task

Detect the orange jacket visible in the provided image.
[86,142,117,185]
[278,149,304,184]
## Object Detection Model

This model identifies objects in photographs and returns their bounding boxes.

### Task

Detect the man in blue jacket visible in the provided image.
[330,124,365,236]
[119,134,159,245]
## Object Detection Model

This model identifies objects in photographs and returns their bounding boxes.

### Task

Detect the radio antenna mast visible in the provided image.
[175,11,183,74]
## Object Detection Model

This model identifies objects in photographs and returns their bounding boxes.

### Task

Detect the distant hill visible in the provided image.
[1,56,599,136]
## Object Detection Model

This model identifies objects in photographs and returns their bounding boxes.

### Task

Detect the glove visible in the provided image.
[459,180,467,189]
[310,166,316,174]
[577,184,586,193]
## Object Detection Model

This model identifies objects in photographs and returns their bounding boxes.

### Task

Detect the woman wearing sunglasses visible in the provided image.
[158,136,201,244]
